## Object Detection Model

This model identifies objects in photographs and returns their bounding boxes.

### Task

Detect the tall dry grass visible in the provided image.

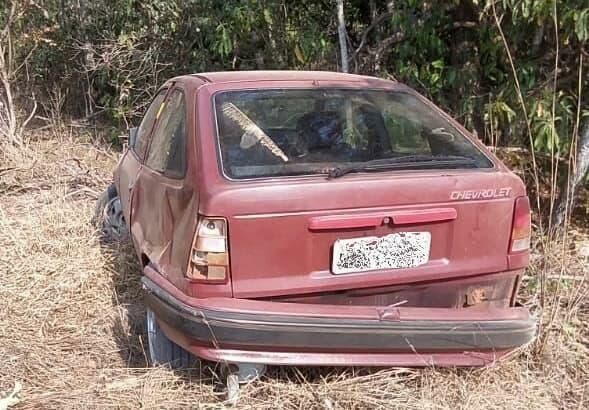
[0,134,587,409]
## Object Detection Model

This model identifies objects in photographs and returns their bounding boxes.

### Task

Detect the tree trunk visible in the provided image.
[552,120,589,229]
[450,0,484,138]
[336,0,349,73]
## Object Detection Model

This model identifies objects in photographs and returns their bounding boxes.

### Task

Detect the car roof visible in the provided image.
[181,70,395,85]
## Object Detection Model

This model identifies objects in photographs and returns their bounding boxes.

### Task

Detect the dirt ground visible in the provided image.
[0,136,587,409]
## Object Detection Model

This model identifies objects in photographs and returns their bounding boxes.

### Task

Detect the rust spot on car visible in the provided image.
[465,287,490,306]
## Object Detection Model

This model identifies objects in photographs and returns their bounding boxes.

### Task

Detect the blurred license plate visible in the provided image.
[332,232,431,274]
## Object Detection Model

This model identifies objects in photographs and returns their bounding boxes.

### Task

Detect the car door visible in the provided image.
[115,89,168,226]
[130,85,198,286]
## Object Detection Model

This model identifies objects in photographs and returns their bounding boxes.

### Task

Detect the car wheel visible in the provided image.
[93,183,128,240]
[146,307,196,368]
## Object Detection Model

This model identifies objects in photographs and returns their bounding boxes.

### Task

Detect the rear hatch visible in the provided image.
[200,170,523,298]
[199,83,525,299]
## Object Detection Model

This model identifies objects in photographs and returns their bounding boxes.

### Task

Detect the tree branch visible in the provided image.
[350,11,394,63]
[372,32,405,72]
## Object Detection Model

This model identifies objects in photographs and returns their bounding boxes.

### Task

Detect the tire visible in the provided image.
[93,183,128,240]
[146,307,196,368]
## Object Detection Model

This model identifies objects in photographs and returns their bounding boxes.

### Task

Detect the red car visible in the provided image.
[96,71,534,381]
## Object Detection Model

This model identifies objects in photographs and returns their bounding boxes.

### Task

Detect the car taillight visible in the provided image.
[187,216,228,282]
[510,196,531,253]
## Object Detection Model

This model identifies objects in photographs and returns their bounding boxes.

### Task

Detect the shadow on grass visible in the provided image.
[100,238,148,367]
[97,236,230,387]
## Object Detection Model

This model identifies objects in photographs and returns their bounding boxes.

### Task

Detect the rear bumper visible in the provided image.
[142,275,535,367]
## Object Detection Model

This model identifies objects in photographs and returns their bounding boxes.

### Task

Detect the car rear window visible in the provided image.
[214,89,493,179]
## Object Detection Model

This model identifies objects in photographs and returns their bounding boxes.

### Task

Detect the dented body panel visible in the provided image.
[113,71,534,367]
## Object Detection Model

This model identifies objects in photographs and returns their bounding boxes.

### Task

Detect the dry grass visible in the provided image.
[0,135,588,409]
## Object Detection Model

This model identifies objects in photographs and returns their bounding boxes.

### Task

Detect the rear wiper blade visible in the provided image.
[326,155,476,179]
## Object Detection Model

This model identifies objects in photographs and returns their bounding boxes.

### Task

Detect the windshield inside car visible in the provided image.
[214,89,493,179]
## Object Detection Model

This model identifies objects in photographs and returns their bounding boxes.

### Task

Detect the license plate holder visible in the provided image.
[332,232,431,274]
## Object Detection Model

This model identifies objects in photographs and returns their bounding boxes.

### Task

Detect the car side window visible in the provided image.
[145,89,186,178]
[134,91,167,159]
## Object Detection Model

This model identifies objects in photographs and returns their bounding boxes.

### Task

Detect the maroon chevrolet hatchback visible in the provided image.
[96,71,534,381]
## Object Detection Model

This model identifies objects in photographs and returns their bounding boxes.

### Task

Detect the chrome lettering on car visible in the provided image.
[450,187,511,200]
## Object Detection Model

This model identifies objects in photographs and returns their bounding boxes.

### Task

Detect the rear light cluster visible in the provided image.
[187,217,228,282]
[510,196,531,253]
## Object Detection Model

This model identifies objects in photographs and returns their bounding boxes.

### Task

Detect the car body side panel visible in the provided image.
[126,81,202,293]
[131,169,195,288]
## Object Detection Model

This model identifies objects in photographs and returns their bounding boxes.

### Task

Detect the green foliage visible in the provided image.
[564,7,589,42]
[7,0,587,157]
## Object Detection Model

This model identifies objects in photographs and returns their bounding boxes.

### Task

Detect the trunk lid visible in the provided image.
[199,170,524,298]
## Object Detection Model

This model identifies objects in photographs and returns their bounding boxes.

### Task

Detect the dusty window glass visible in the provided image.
[145,90,186,178]
[215,89,492,179]
[134,91,166,159]
[382,109,431,154]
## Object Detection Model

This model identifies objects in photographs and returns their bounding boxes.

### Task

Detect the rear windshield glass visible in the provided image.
[215,89,492,179]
